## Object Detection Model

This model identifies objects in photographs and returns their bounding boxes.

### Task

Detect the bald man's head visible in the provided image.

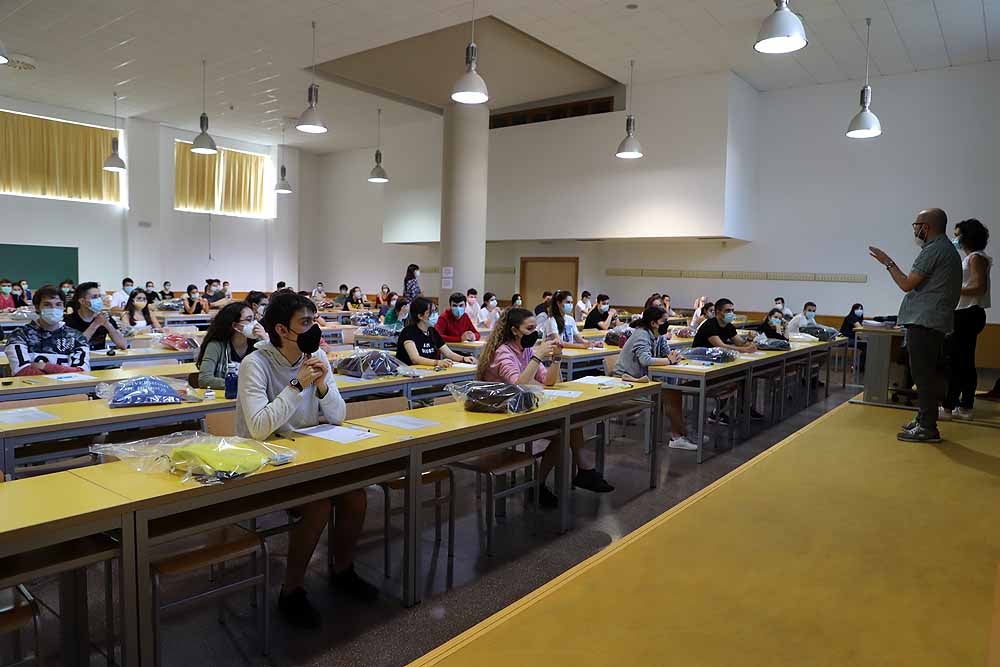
[917,208,948,234]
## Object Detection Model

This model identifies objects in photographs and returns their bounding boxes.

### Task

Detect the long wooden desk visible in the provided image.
[447,341,624,380]
[0,363,197,402]
[409,402,1000,667]
[154,311,213,327]
[0,393,235,478]
[0,346,195,374]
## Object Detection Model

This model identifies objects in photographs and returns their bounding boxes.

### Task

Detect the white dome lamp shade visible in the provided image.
[103,91,126,173]
[191,59,218,155]
[275,124,293,194]
[451,0,489,105]
[615,59,643,160]
[754,0,808,54]
[846,18,882,139]
[367,108,389,183]
[0,38,8,65]
[297,22,328,134]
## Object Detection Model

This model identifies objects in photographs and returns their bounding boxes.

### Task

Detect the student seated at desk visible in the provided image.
[237,291,376,627]
[533,291,553,316]
[10,283,29,308]
[774,296,794,320]
[396,297,474,367]
[576,290,593,321]
[661,293,677,317]
[183,284,210,314]
[59,278,76,303]
[18,280,32,303]
[839,303,865,341]
[196,302,264,388]
[644,293,662,310]
[761,308,788,340]
[311,282,327,301]
[222,280,233,299]
[245,290,268,319]
[375,284,392,309]
[692,298,757,352]
[477,292,501,330]
[110,277,134,311]
[787,301,817,335]
[144,282,159,304]
[204,278,232,309]
[614,307,700,451]
[123,289,161,330]
[333,283,349,307]
[344,286,366,312]
[465,288,481,323]
[690,296,711,329]
[0,278,16,311]
[378,291,398,319]
[5,285,90,375]
[478,307,614,506]
[583,293,618,330]
[510,293,524,309]
[65,282,128,350]
[159,281,174,301]
[383,297,408,327]
[543,290,600,349]
[435,292,480,343]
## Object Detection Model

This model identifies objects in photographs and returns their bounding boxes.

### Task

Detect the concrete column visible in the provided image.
[439,102,489,300]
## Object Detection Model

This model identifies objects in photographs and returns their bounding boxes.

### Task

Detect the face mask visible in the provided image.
[770,317,783,327]
[399,309,409,320]
[164,286,171,292]
[706,311,714,319]
[914,226,927,248]
[89,297,105,312]
[12,290,21,297]
[40,307,64,325]
[723,312,735,324]
[854,309,864,318]
[62,287,72,295]
[190,293,200,300]
[451,306,465,318]
[206,286,215,295]
[0,286,10,295]
[291,323,322,354]
[428,312,439,326]
[599,304,609,313]
[241,321,256,338]
[353,292,361,300]
[489,300,497,308]
[20,284,28,290]
[146,286,155,291]
[521,330,540,348]
[123,286,133,294]
[381,287,388,293]
[514,299,522,306]
[562,302,573,314]
[134,300,147,308]
[257,305,266,317]
[389,299,397,308]
[806,311,816,320]
[953,237,961,249]
[414,270,420,278]
[775,303,784,310]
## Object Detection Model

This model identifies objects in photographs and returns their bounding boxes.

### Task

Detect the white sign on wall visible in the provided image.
[442,266,454,278]
[441,278,453,289]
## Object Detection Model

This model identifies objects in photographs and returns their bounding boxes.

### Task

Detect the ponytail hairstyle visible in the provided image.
[407,296,433,327]
[636,306,667,333]
[548,289,573,335]
[644,293,663,310]
[476,307,534,381]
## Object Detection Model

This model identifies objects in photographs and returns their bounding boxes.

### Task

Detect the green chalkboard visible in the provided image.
[0,244,79,289]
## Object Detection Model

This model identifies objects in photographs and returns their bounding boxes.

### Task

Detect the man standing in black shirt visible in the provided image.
[692,298,757,352]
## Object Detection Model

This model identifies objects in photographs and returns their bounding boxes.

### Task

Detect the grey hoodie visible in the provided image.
[235,342,346,440]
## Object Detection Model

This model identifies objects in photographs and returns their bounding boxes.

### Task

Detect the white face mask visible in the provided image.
[489,300,497,308]
[190,292,200,300]
[854,309,864,318]
[241,321,256,338]
[414,270,420,278]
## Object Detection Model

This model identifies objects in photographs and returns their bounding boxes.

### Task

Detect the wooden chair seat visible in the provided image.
[0,602,34,634]
[385,467,450,490]
[152,528,261,577]
[0,534,120,589]
[456,450,536,476]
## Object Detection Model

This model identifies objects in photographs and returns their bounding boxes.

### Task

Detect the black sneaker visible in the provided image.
[896,426,942,443]
[278,588,321,629]
[573,468,615,493]
[708,411,730,427]
[750,409,765,421]
[538,485,559,509]
[330,564,379,602]
[901,418,918,431]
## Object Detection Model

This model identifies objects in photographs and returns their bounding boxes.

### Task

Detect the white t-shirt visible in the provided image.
[543,314,579,343]
[466,299,481,323]
[575,299,592,321]
[477,306,500,330]
[110,290,130,309]
[958,250,991,309]
[787,313,814,334]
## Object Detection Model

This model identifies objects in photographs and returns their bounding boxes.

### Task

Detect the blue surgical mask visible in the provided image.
[89,297,105,312]
[953,237,961,249]
[40,307,64,325]
[428,312,439,326]
[599,304,610,313]
[854,309,864,318]
[770,317,782,327]
[389,299,397,308]
[723,312,735,324]
[514,299,522,306]
[562,302,573,314]
[489,299,498,308]
[451,306,465,318]
[123,285,133,294]
[806,311,816,320]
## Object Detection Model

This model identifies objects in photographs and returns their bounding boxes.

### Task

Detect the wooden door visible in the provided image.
[519,257,579,308]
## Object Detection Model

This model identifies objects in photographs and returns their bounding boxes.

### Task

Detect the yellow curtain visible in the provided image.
[0,110,121,203]
[218,148,267,216]
[174,140,218,211]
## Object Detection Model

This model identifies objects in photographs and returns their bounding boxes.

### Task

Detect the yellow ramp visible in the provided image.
[412,403,1000,667]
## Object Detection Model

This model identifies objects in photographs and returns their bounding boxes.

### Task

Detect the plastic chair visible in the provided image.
[0,586,42,667]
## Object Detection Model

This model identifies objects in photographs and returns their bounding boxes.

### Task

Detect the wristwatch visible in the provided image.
[289,378,303,392]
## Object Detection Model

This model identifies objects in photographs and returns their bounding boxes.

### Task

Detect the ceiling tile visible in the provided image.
[934,0,989,65]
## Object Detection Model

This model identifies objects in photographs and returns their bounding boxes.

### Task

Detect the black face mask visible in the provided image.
[521,331,540,348]
[292,323,322,354]
[658,321,670,336]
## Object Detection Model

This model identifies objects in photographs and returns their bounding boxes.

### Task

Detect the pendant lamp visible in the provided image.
[191,59,218,154]
[615,60,643,160]
[450,0,489,104]
[754,0,808,54]
[368,108,389,183]
[0,38,8,65]
[275,124,293,194]
[846,18,882,139]
[103,91,126,173]
[296,21,328,134]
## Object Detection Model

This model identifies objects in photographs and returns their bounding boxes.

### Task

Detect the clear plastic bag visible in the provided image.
[674,326,697,338]
[446,380,548,414]
[799,324,840,341]
[90,431,297,485]
[96,375,202,407]
[681,347,740,364]
[753,333,791,350]
[360,323,402,337]
[604,325,634,348]
[789,332,819,342]
[350,312,377,327]
[159,334,200,351]
[156,298,185,311]
[336,349,408,379]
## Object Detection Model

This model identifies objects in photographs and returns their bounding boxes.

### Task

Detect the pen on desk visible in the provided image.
[343,424,371,433]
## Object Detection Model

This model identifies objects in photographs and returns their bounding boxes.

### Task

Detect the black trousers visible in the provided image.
[905,325,947,430]
[943,306,987,410]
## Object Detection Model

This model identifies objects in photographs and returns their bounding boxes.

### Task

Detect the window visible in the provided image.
[0,109,122,204]
[174,140,271,218]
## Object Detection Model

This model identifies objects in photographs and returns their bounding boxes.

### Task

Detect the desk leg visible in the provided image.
[136,513,155,666]
[558,416,572,533]
[826,348,832,398]
[120,512,139,667]
[852,337,860,385]
[59,567,89,666]
[1,436,8,481]
[805,350,813,407]
[403,449,421,606]
[649,392,661,489]
[842,340,848,388]
[779,359,787,421]
[743,368,753,437]
[696,377,706,464]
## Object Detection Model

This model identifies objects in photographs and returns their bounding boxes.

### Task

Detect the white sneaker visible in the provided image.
[953,408,974,421]
[937,407,952,421]
[668,436,699,451]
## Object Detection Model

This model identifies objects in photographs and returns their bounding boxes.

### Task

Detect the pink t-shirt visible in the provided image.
[483,342,548,385]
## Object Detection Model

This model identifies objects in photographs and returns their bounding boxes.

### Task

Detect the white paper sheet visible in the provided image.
[567,375,618,385]
[50,373,98,382]
[544,389,583,398]
[0,407,56,424]
[294,424,378,444]
[450,362,477,369]
[370,414,439,430]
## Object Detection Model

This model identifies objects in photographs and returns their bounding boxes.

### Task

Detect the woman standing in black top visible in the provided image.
[395,297,474,367]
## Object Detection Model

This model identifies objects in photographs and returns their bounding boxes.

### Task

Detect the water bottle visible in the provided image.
[224,362,239,399]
